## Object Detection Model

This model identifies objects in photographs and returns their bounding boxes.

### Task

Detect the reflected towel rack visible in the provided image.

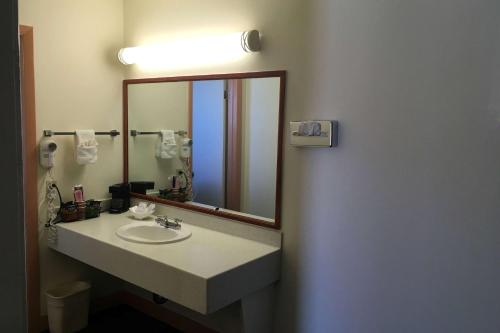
[130,130,187,137]
[43,130,120,137]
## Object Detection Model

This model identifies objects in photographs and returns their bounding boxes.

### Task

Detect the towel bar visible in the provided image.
[43,130,120,137]
[130,130,187,137]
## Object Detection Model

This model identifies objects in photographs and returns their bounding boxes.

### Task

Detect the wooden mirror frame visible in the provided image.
[123,71,286,229]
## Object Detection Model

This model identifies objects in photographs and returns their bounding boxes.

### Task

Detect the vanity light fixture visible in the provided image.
[240,30,261,52]
[117,30,261,67]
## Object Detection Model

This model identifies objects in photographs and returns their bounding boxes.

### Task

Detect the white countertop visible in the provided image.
[50,212,281,314]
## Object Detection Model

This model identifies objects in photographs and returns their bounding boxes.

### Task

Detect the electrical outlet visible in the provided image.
[46,180,57,191]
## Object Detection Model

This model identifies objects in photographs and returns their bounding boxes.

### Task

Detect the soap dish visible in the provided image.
[129,202,155,220]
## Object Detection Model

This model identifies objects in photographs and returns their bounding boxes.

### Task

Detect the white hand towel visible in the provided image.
[75,130,98,165]
[160,130,176,144]
[156,130,177,159]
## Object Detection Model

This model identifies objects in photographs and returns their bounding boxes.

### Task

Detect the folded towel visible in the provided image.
[155,130,177,159]
[75,130,98,165]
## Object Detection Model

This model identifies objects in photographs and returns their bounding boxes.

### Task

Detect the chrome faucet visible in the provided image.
[155,215,182,229]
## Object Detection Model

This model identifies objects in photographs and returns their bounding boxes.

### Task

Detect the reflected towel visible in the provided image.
[155,130,177,159]
[75,130,98,164]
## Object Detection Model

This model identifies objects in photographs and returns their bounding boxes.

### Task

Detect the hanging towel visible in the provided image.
[155,130,177,159]
[75,130,98,165]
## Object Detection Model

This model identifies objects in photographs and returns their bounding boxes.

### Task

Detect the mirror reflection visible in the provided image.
[127,76,281,221]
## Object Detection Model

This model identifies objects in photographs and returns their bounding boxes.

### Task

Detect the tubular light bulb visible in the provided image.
[117,30,261,68]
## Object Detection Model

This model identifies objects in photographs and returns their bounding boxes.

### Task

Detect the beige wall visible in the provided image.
[128,82,189,188]
[300,1,500,332]
[19,0,125,315]
[241,77,280,219]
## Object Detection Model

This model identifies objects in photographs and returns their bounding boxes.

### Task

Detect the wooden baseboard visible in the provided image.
[40,291,217,333]
[39,316,48,333]
[90,292,125,313]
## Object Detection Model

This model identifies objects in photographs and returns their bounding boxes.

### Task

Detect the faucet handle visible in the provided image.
[155,215,168,226]
[167,218,182,229]
[155,215,182,229]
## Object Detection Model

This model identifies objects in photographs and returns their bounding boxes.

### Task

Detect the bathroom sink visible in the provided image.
[116,221,191,244]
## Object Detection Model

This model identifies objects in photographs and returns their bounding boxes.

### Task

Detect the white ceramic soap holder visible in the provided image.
[129,202,155,220]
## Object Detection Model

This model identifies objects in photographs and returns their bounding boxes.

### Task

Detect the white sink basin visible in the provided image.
[116,221,191,244]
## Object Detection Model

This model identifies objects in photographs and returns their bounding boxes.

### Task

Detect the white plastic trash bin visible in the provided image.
[46,281,91,333]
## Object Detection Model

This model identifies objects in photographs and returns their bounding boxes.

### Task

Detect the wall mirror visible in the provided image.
[123,71,285,229]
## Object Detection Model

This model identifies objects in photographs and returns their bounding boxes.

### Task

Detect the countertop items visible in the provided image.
[49,212,281,314]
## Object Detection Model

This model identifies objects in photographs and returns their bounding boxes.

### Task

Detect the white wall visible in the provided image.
[241,77,279,219]
[123,1,500,332]
[19,0,125,315]
[297,0,500,332]
[128,82,188,189]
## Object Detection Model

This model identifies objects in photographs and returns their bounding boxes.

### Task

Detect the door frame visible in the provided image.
[20,24,40,333]
[225,79,242,211]
[188,79,243,210]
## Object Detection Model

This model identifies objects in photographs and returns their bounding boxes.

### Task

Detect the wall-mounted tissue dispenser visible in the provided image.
[290,120,338,147]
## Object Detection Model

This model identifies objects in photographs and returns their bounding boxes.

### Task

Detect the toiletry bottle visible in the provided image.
[73,185,86,220]
[73,185,84,202]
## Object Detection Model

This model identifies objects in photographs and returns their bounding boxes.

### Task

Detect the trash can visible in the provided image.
[46,281,91,333]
